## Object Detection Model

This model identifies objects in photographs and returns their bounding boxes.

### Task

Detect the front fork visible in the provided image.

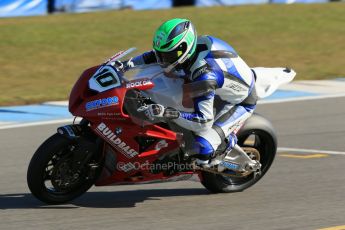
[57,122,101,180]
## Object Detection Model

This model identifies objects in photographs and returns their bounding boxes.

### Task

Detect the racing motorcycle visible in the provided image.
[27,48,296,204]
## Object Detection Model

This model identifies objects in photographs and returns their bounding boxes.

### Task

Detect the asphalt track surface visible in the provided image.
[1,97,344,230]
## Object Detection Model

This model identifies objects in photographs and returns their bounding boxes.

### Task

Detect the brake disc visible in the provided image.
[51,158,79,191]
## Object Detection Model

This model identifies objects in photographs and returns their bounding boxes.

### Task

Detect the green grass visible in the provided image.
[0,3,344,105]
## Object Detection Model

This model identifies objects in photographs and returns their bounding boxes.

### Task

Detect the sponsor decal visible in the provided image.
[220,161,240,171]
[85,96,119,111]
[229,113,251,134]
[126,80,153,89]
[105,51,124,63]
[192,66,207,79]
[96,123,139,158]
[155,140,168,151]
[97,112,121,116]
[225,81,247,92]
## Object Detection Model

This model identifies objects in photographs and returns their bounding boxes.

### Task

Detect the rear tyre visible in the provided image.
[27,134,102,204]
[201,114,277,193]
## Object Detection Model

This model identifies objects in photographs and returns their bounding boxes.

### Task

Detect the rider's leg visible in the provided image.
[213,103,255,150]
[193,128,222,163]
[192,104,252,166]
[192,105,253,166]
[193,91,257,165]
[213,84,258,148]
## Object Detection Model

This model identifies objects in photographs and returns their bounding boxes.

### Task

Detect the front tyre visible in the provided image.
[27,134,102,204]
[201,114,277,193]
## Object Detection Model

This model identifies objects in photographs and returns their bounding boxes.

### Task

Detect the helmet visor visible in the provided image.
[155,42,187,67]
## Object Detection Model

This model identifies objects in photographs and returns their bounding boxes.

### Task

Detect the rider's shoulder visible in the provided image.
[189,59,220,83]
[189,58,209,80]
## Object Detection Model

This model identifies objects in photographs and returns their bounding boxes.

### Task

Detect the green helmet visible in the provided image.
[153,18,197,72]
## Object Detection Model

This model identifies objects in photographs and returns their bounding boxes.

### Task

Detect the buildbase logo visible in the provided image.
[96,123,139,158]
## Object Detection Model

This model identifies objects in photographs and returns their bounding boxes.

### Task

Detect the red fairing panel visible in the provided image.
[93,120,188,186]
[69,65,200,185]
[69,66,99,114]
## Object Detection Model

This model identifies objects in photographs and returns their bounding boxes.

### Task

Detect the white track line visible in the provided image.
[278,147,345,156]
[0,118,78,130]
[259,93,345,104]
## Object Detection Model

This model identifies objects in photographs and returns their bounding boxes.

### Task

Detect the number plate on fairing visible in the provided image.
[89,65,122,92]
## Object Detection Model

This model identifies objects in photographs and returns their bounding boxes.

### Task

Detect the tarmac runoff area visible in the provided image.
[0,96,345,230]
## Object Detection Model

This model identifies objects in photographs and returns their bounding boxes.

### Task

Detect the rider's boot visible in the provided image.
[194,133,238,168]
[195,158,211,167]
[193,130,221,168]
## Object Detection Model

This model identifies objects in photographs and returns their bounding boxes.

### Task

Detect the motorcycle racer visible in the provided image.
[119,18,258,165]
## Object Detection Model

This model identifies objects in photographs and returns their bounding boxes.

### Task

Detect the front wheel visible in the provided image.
[201,114,277,193]
[27,134,102,204]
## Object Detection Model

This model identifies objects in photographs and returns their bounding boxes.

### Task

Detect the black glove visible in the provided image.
[114,58,135,73]
[164,107,181,119]
[137,104,180,121]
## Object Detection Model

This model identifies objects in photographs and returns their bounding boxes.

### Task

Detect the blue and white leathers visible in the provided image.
[133,36,257,158]
[174,36,256,158]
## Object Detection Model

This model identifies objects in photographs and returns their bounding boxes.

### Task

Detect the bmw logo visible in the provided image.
[115,127,122,135]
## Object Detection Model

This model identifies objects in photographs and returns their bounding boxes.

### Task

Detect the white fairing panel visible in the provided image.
[252,67,296,99]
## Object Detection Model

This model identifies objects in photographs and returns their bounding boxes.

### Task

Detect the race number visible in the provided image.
[89,65,122,92]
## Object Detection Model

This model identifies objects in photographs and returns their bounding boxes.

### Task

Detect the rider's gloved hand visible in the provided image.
[138,104,180,121]
[114,58,135,72]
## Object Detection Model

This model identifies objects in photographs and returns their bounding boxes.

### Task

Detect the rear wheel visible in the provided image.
[201,114,277,193]
[27,134,102,204]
